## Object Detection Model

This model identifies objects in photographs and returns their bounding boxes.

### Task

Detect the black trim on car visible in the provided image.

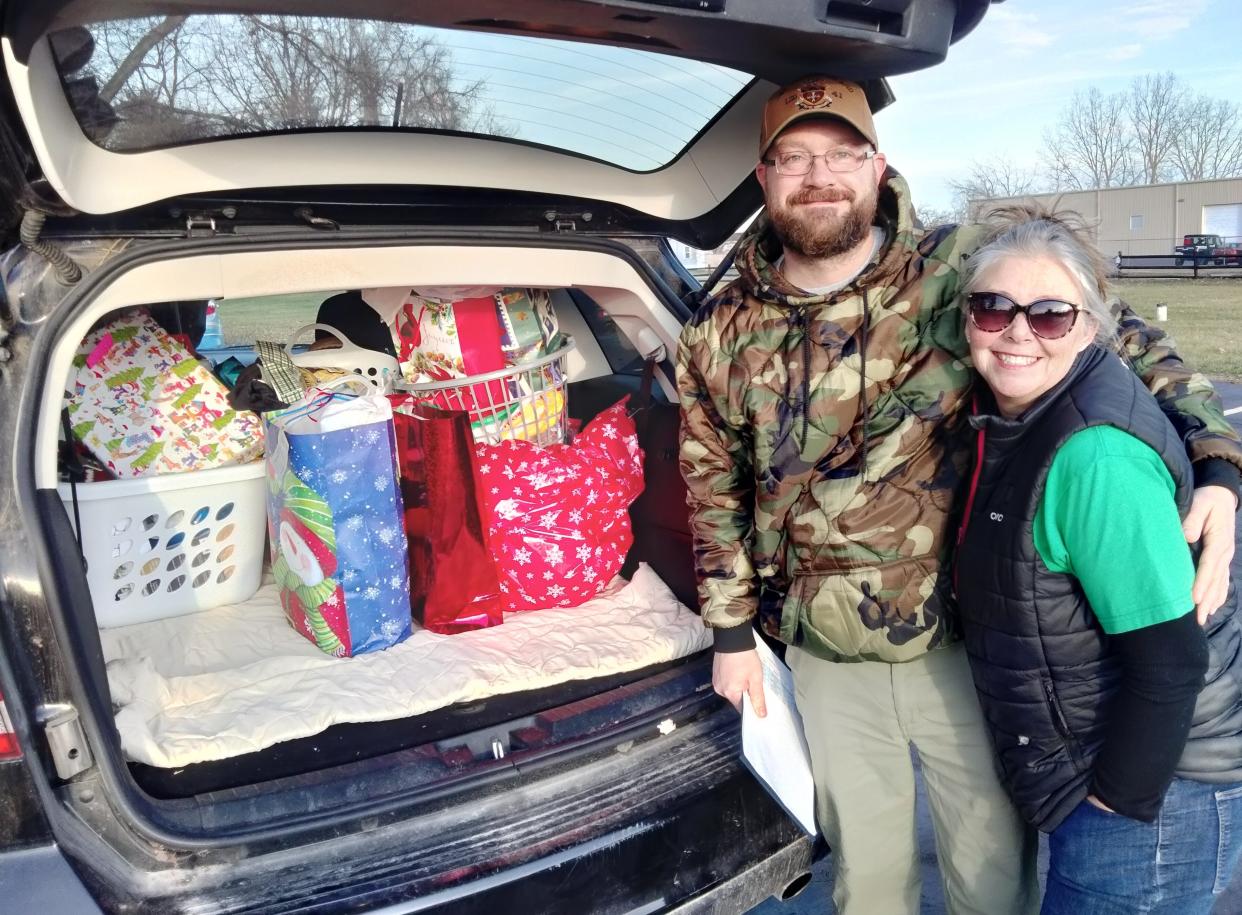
[38,181,762,251]
[6,0,993,82]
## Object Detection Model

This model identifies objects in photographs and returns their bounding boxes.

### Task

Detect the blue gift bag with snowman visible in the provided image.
[264,387,410,656]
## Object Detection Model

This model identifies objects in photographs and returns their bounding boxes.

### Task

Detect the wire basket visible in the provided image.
[395,336,575,445]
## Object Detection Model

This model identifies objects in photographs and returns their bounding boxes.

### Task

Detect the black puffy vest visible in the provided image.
[955,346,1242,833]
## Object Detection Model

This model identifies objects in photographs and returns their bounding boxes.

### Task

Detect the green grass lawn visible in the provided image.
[216,290,340,345]
[1113,278,1242,382]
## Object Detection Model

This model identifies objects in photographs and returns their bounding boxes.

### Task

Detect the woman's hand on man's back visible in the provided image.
[1185,484,1239,624]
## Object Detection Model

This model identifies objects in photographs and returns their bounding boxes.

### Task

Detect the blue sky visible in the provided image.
[878,0,1242,212]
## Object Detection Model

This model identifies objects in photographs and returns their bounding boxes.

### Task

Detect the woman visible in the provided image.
[953,204,1242,914]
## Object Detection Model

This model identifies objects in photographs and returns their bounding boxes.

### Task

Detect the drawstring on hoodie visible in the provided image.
[801,314,811,446]
[790,283,876,466]
[795,289,871,473]
[859,290,870,474]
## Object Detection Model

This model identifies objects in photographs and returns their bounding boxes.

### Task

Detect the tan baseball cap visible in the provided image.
[759,76,878,157]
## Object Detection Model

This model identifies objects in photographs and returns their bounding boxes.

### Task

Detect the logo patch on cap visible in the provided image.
[760,76,876,154]
[791,84,843,111]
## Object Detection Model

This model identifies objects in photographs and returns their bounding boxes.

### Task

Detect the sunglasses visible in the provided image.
[966,292,1081,340]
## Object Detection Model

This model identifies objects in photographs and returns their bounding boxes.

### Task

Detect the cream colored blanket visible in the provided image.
[102,564,709,768]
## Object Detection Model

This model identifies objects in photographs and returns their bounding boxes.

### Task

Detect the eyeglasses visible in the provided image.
[762,148,877,176]
[966,292,1081,340]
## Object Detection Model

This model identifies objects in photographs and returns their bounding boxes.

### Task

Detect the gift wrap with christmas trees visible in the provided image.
[264,390,411,657]
[67,308,263,478]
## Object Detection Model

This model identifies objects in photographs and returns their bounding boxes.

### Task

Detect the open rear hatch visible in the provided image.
[0,0,993,243]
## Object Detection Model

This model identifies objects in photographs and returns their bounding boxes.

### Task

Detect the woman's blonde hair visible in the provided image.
[961,202,1116,343]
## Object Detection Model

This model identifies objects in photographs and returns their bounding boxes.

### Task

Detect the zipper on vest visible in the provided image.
[1043,679,1074,742]
[952,396,986,595]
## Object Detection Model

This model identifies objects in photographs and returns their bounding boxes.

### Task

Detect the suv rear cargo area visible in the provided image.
[0,231,812,913]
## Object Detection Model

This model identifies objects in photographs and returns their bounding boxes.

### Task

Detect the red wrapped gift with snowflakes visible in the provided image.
[474,399,644,611]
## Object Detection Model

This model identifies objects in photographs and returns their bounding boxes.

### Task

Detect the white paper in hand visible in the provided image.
[741,637,818,836]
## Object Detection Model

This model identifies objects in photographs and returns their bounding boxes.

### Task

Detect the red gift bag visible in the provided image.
[389,398,503,634]
[475,399,644,611]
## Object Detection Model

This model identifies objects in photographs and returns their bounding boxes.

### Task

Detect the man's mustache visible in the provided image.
[787,187,855,206]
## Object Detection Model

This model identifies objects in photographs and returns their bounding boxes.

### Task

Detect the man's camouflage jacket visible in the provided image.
[676,170,1242,663]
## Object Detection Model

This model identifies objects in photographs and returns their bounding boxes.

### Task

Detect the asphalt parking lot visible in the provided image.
[750,380,1242,915]
[1219,381,1242,437]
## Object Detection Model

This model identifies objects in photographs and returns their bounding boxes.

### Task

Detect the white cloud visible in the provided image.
[1124,0,1210,38]
[1106,44,1145,62]
[983,7,1056,54]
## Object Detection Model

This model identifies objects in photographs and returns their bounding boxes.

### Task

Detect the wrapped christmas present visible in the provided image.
[475,399,644,612]
[493,288,561,365]
[67,308,263,478]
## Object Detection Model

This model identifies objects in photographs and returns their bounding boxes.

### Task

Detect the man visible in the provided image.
[676,76,1242,914]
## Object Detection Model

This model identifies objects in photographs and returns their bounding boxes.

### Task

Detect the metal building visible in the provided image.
[970,177,1242,256]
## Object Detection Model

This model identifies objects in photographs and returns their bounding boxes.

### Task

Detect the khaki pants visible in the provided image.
[787,641,1039,915]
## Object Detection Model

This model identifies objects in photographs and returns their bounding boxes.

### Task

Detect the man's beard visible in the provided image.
[768,184,877,260]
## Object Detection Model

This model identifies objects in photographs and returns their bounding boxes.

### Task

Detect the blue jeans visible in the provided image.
[1042,777,1242,914]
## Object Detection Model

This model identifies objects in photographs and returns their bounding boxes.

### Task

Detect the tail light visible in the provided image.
[0,691,21,759]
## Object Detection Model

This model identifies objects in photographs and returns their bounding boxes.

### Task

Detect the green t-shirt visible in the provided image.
[1033,425,1194,634]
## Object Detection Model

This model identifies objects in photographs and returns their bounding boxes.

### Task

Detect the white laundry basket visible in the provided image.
[57,461,267,627]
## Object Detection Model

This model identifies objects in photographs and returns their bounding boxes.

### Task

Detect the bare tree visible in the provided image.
[81,17,220,146]
[64,15,509,149]
[1169,95,1242,181]
[1041,87,1137,190]
[946,154,1043,218]
[1127,72,1184,185]
[98,16,187,103]
[914,204,963,229]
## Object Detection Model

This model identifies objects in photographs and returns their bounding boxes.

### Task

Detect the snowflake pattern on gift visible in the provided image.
[494,499,522,521]
[472,399,643,613]
[376,616,406,644]
[266,423,409,659]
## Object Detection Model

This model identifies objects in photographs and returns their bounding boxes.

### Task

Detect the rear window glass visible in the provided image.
[50,15,751,171]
